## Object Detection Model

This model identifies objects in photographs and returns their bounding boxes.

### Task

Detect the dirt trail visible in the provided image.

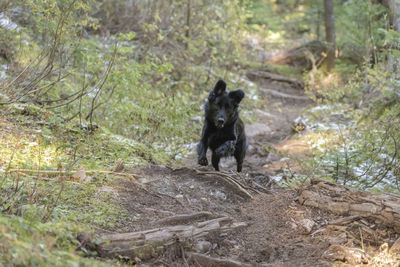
[111,76,338,266]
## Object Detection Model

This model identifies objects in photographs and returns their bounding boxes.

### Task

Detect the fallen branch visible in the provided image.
[79,217,247,261]
[299,179,400,232]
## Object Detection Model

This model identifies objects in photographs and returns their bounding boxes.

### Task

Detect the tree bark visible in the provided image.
[385,0,400,72]
[324,0,335,70]
[391,0,400,32]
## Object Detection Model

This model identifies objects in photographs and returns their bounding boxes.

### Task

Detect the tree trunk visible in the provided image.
[324,0,335,70]
[185,0,191,51]
[316,7,321,40]
[391,0,400,32]
[386,0,400,72]
[379,0,400,31]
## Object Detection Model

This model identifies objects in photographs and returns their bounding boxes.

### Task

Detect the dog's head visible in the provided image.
[205,79,245,128]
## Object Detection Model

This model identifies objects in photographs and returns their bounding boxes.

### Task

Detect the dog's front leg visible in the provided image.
[211,152,220,171]
[197,124,209,166]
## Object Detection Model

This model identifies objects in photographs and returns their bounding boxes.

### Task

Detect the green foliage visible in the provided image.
[335,0,386,63]
[0,167,129,266]
[1,0,256,161]
[0,214,125,266]
[244,0,322,39]
[299,64,400,193]
[0,1,260,264]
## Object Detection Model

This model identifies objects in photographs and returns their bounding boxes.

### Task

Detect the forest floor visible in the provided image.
[106,75,343,266]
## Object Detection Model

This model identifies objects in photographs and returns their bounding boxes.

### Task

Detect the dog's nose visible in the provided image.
[217,118,224,123]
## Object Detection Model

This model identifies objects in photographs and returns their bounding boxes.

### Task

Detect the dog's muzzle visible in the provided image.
[216,118,225,128]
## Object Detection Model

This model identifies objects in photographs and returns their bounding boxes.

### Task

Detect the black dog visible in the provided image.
[197,80,247,172]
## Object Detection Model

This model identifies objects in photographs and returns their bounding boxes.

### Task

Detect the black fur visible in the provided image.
[197,79,247,172]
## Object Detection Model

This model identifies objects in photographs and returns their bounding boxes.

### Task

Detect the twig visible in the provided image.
[3,52,44,92]
[181,245,189,267]
[359,226,365,251]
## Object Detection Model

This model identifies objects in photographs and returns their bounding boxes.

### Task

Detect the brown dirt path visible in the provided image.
[109,76,340,266]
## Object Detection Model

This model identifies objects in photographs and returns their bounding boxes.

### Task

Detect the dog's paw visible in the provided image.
[198,157,208,166]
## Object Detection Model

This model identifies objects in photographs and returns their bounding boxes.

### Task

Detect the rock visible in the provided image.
[299,219,315,234]
[194,240,212,253]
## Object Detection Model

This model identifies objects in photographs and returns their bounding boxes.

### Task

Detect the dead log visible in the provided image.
[188,252,252,267]
[299,179,400,232]
[268,40,330,71]
[247,70,304,89]
[79,217,247,261]
[156,211,215,225]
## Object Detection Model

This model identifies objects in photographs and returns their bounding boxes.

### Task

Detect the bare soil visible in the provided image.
[89,71,400,266]
[103,75,350,266]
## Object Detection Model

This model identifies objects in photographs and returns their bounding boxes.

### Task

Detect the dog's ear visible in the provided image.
[208,80,226,101]
[229,90,245,105]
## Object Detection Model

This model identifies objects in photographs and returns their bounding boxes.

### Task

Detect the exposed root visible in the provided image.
[172,167,254,200]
